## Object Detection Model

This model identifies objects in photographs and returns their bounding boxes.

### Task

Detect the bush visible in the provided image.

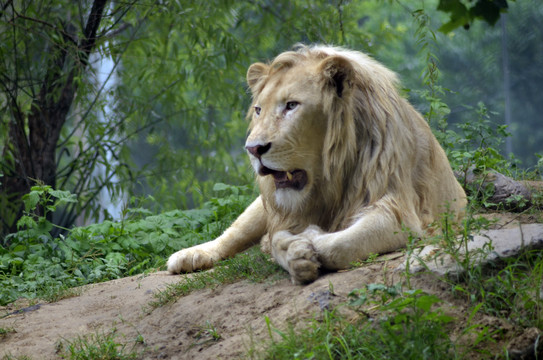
[0,183,255,305]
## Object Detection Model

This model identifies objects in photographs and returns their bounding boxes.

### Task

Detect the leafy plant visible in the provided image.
[446,102,520,212]
[4,183,77,246]
[0,183,255,305]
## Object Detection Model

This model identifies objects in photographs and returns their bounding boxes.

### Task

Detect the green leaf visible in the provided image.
[16,215,37,230]
[23,191,41,212]
[414,294,441,312]
[471,0,508,26]
[212,183,230,192]
[49,189,78,203]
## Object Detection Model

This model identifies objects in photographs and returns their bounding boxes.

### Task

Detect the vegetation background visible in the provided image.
[0,0,541,306]
[1,1,543,358]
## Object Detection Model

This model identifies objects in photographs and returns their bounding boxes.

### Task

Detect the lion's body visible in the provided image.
[168,45,466,283]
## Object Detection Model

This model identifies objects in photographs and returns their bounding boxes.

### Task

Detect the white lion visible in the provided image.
[167,45,466,284]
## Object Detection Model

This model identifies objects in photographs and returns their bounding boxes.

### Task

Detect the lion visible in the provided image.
[167,45,466,284]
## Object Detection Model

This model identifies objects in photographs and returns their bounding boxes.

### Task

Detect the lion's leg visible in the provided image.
[312,205,418,270]
[167,196,267,274]
[270,202,420,282]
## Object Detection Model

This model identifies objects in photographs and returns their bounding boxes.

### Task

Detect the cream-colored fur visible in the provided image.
[167,45,466,284]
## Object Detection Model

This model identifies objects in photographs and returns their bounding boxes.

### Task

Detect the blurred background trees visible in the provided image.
[1,0,541,240]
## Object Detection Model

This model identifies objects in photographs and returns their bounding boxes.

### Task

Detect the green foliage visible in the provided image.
[1,0,539,234]
[114,0,365,211]
[414,206,543,332]
[19,184,78,232]
[443,102,537,211]
[437,0,512,32]
[0,183,255,306]
[448,102,510,173]
[435,0,543,169]
[0,0,140,235]
[262,286,460,360]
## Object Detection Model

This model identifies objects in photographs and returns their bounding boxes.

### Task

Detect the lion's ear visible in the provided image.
[247,63,268,93]
[319,56,354,98]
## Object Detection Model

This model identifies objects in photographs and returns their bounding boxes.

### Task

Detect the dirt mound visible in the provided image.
[2,222,543,359]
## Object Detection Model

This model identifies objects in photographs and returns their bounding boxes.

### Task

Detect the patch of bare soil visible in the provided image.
[0,255,537,360]
[1,215,542,359]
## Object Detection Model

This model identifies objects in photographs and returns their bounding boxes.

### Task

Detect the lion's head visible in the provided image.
[245,45,446,234]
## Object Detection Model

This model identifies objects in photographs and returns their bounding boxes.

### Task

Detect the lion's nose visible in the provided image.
[246,142,271,159]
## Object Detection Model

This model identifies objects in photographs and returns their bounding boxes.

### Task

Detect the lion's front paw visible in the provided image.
[271,231,320,284]
[167,246,218,274]
[286,238,320,284]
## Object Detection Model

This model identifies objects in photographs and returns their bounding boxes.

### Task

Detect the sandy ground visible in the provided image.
[1,216,542,359]
[0,263,400,359]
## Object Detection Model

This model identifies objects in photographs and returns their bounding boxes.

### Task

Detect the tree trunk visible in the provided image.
[1,0,109,237]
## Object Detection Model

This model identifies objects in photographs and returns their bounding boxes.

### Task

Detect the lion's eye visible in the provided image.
[254,106,261,116]
[285,101,299,111]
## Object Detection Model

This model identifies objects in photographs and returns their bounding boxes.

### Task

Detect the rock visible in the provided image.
[398,224,543,277]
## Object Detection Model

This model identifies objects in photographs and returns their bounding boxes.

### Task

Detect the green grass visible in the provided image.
[452,250,543,329]
[188,321,223,349]
[424,209,543,330]
[249,207,543,360]
[40,285,84,303]
[148,246,286,309]
[1,107,542,359]
[55,329,142,360]
[2,328,143,360]
[1,355,32,360]
[258,287,461,360]
[0,327,15,337]
[1,327,143,360]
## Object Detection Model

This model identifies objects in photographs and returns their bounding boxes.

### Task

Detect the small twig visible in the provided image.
[337,0,345,44]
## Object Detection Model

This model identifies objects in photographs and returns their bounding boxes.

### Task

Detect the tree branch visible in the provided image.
[79,0,108,66]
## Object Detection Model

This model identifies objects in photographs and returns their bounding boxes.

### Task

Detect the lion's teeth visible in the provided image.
[286,171,293,181]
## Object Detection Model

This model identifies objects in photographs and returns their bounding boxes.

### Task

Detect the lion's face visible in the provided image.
[245,62,329,210]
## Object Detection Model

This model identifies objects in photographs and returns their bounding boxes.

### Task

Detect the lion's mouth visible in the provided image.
[259,166,308,190]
